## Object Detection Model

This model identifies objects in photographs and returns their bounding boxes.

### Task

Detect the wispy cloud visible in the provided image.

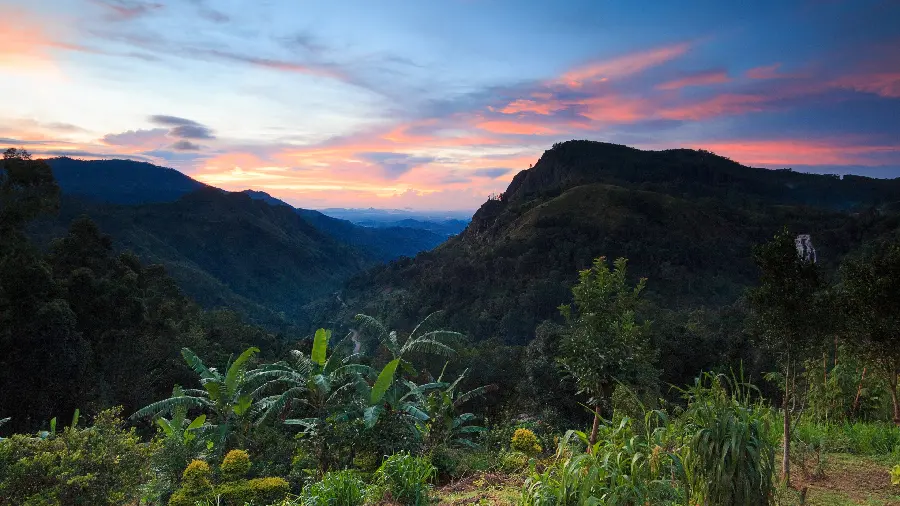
[90,0,164,21]
[656,70,731,90]
[149,115,216,140]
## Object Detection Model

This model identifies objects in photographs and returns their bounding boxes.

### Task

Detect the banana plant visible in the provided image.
[155,387,209,445]
[131,346,261,453]
[253,329,370,426]
[355,312,460,409]
[420,367,493,449]
[253,328,369,474]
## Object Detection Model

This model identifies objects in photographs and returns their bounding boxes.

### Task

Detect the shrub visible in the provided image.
[522,420,680,506]
[352,451,382,473]
[0,407,152,506]
[168,460,214,506]
[169,455,289,506]
[221,449,251,481]
[429,445,461,479]
[500,450,529,473]
[511,428,542,455]
[374,453,436,505]
[216,476,290,505]
[679,373,775,506]
[301,469,367,506]
[891,464,900,486]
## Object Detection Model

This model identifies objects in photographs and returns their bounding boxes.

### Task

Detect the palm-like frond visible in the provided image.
[181,348,216,380]
[401,337,456,357]
[409,310,444,340]
[454,384,497,408]
[225,347,260,397]
[131,395,212,420]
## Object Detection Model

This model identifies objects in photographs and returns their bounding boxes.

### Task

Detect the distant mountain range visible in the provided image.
[34,157,460,327]
[319,208,471,237]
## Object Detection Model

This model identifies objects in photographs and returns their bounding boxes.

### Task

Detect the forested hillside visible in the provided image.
[324,141,900,389]
[28,158,450,327]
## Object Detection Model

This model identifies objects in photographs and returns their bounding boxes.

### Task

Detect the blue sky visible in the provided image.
[1,0,898,210]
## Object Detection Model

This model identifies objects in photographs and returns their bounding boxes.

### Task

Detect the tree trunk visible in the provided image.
[588,404,601,453]
[852,367,866,415]
[782,359,791,486]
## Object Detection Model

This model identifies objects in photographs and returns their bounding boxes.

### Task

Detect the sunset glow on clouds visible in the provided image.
[1,0,899,210]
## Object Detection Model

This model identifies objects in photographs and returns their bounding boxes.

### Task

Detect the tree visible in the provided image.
[131,346,261,456]
[840,242,900,425]
[0,148,59,234]
[253,329,369,474]
[418,367,493,450]
[749,228,827,484]
[558,256,656,450]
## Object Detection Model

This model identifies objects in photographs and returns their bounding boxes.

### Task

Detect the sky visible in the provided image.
[1,0,899,211]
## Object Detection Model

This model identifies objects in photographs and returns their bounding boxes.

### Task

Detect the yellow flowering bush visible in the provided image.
[511,428,542,455]
[220,449,251,481]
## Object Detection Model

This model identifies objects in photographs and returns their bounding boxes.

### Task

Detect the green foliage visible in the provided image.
[500,450,530,473]
[374,453,436,505]
[558,257,656,414]
[221,449,252,481]
[522,417,680,506]
[789,419,900,455]
[678,372,776,506]
[840,242,900,424]
[216,476,290,505]
[511,428,542,456]
[0,407,152,506]
[169,454,288,506]
[300,469,367,506]
[372,358,401,404]
[132,346,262,454]
[891,464,900,486]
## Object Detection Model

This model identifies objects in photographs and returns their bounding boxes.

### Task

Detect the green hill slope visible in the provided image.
[330,141,900,344]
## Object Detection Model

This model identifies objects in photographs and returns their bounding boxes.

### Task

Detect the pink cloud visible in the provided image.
[659,94,769,120]
[830,72,900,98]
[496,99,567,115]
[656,70,731,90]
[694,139,900,166]
[558,43,690,87]
[475,120,558,136]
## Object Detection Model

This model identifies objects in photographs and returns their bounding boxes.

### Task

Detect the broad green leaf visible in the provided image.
[187,414,206,431]
[364,405,383,428]
[233,395,253,416]
[311,328,330,366]
[225,347,260,397]
[156,418,174,437]
[371,359,400,405]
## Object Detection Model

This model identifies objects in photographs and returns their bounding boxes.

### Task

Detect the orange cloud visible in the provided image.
[578,95,652,123]
[656,70,730,90]
[0,9,88,68]
[694,139,900,166]
[558,43,690,87]
[659,94,768,120]
[496,99,567,115]
[475,120,558,136]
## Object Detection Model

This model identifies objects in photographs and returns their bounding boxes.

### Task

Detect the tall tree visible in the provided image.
[840,242,900,425]
[558,256,656,450]
[749,228,827,484]
[0,148,59,235]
